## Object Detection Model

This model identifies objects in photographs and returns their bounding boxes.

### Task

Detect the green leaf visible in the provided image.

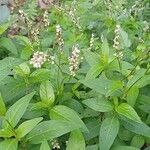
[86,145,98,150]
[21,46,33,60]
[3,92,35,129]
[121,117,150,138]
[0,93,6,116]
[111,146,140,150]
[101,36,109,64]
[120,28,131,48]
[116,103,142,123]
[16,117,43,138]
[99,116,120,150]
[14,35,31,46]
[82,98,113,112]
[85,64,103,80]
[130,135,145,148]
[0,78,26,102]
[50,105,88,132]
[0,37,17,55]
[127,69,146,89]
[14,62,30,77]
[40,81,55,106]
[126,86,139,107]
[66,129,85,150]
[30,69,51,83]
[136,74,150,88]
[0,139,18,150]
[0,57,22,82]
[40,141,51,150]
[83,49,100,66]
[26,120,78,144]
[81,76,123,96]
[0,129,13,138]
[84,119,100,141]
[0,22,9,35]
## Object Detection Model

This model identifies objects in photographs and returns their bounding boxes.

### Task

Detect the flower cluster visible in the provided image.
[68,10,81,29]
[18,10,32,28]
[69,45,80,76]
[90,33,95,48]
[51,139,60,149]
[113,25,123,59]
[30,28,40,44]
[56,25,64,51]
[104,0,112,16]
[49,55,55,64]
[113,25,120,50]
[43,10,50,27]
[130,0,143,17]
[30,51,48,68]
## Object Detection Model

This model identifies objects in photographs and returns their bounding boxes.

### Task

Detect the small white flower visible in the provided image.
[113,24,121,50]
[51,139,60,149]
[69,44,81,76]
[90,33,95,48]
[30,51,48,68]
[43,10,49,27]
[56,24,64,51]
[50,55,55,64]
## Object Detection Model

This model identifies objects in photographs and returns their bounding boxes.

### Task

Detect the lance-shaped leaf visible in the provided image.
[0,129,13,138]
[0,22,10,35]
[0,37,17,55]
[26,120,78,144]
[116,103,142,123]
[0,139,18,150]
[16,117,43,138]
[0,57,22,82]
[99,116,120,150]
[50,105,88,132]
[82,98,113,112]
[40,140,51,150]
[0,93,6,116]
[111,146,140,150]
[126,86,139,107]
[81,76,123,96]
[40,81,55,106]
[121,116,150,138]
[3,92,35,129]
[66,129,85,150]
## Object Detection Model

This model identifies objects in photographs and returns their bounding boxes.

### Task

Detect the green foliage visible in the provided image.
[40,141,51,150]
[99,116,120,150]
[66,129,85,150]
[0,0,149,149]
[50,105,88,132]
[82,97,113,112]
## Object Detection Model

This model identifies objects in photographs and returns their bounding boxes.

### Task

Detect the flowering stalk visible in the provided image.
[30,28,40,45]
[90,33,95,48]
[56,25,64,51]
[113,24,123,59]
[69,44,80,76]
[43,10,50,27]
[18,10,32,28]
